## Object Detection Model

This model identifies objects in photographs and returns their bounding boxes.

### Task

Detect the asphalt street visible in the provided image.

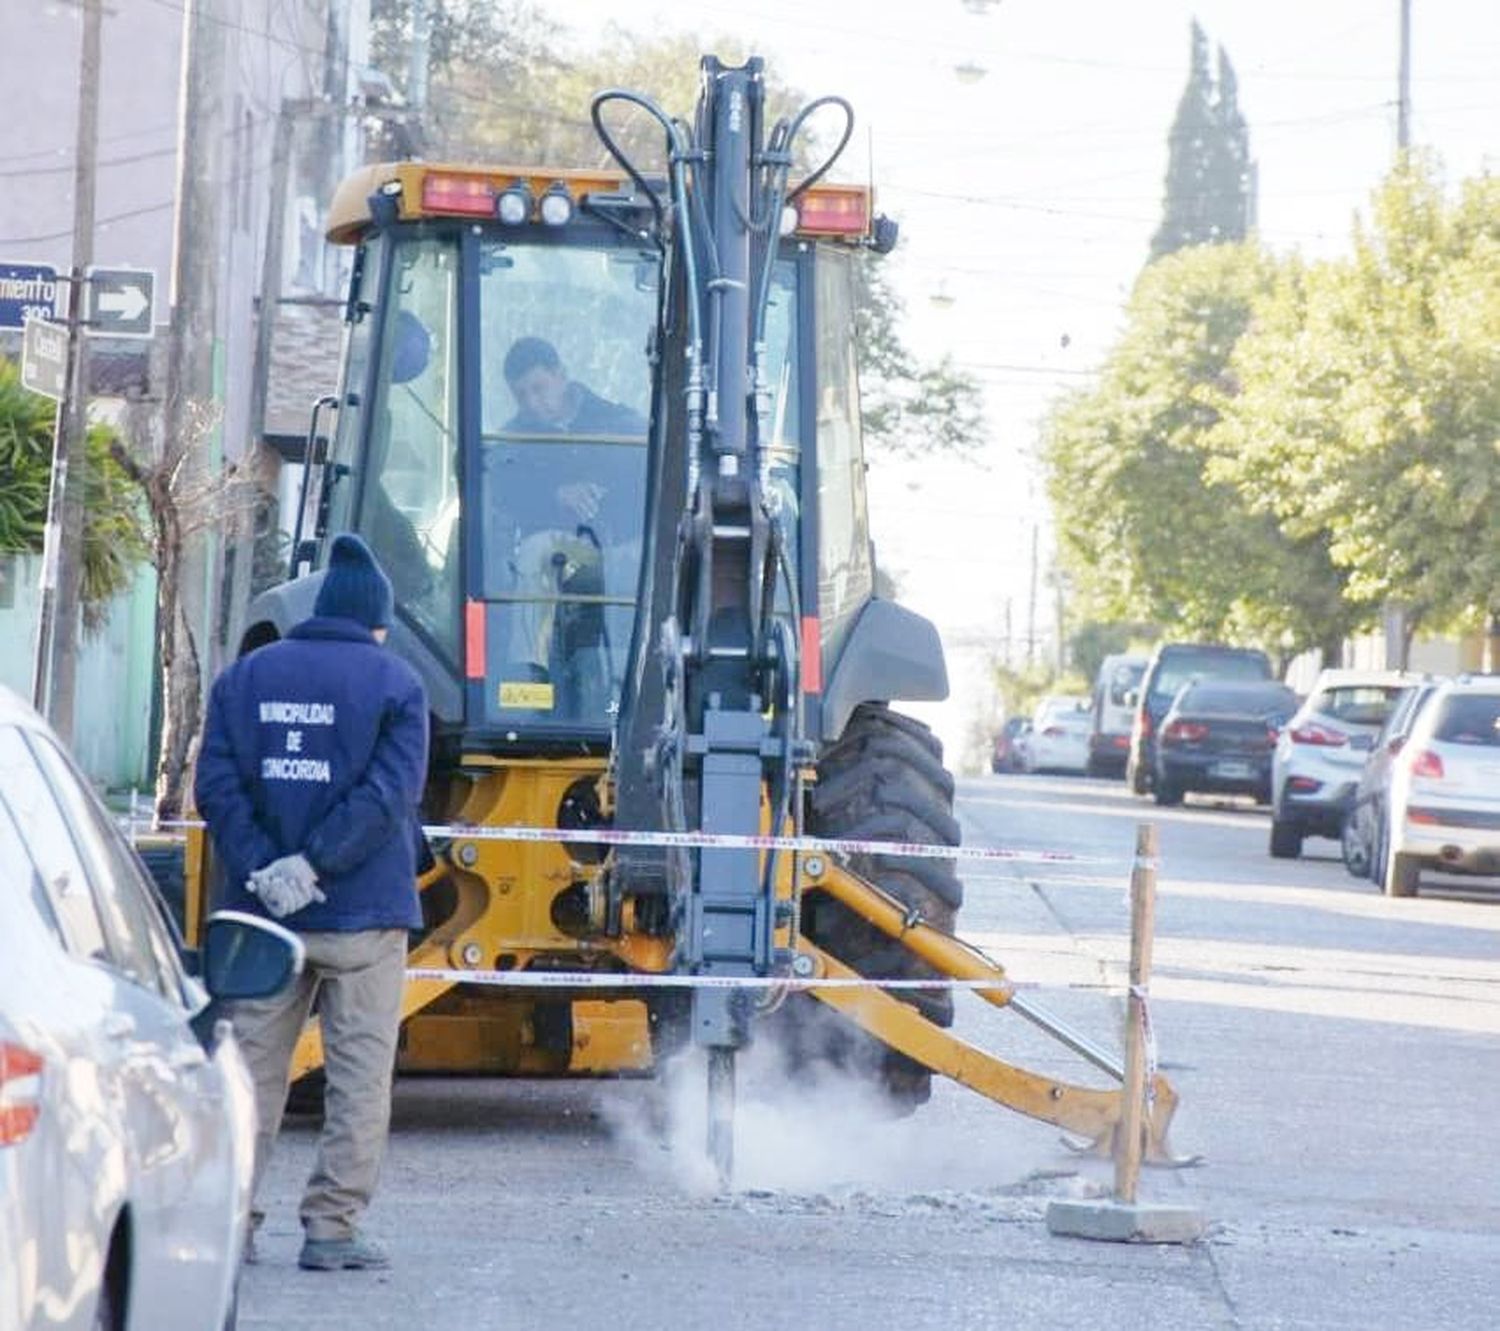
[240,774,1500,1330]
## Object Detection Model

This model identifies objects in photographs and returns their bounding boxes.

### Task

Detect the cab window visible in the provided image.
[356,235,462,663]
[814,249,873,660]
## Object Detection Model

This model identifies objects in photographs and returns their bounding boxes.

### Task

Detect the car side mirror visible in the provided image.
[1388,736,1406,755]
[1123,689,1139,708]
[202,910,305,1002]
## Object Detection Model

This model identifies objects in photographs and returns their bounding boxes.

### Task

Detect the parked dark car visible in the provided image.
[991,716,1031,773]
[1342,679,1444,879]
[1128,643,1275,795]
[1152,679,1300,806]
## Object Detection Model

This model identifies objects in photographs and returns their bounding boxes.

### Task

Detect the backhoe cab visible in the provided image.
[217,56,1185,1184]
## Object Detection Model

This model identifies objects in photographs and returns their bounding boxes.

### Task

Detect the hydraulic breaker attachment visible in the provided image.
[800,857,1196,1166]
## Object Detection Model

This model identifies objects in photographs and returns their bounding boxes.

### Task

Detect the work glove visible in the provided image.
[247,854,326,919]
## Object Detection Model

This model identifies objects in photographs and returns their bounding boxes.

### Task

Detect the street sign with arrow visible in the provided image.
[84,265,155,339]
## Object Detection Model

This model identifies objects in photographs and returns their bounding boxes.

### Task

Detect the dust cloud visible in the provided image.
[604,1033,1104,1212]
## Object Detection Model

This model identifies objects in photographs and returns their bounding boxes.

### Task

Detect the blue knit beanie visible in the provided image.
[314,534,393,630]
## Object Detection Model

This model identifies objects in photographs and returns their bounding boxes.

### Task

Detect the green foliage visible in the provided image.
[0,361,53,553]
[1043,242,1358,657]
[1068,620,1155,686]
[853,258,986,456]
[0,358,148,626]
[1215,156,1500,633]
[1150,22,1255,259]
[992,661,1089,722]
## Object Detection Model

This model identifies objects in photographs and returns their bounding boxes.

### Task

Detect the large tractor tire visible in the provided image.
[779,703,964,1113]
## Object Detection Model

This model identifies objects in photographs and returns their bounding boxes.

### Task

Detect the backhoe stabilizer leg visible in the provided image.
[800,943,1194,1167]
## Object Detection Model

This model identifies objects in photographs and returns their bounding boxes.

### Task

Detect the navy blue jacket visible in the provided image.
[194,617,428,931]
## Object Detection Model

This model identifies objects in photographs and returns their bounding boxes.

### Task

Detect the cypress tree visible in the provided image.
[1150,22,1256,258]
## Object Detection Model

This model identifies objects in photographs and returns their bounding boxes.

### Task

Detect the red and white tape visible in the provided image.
[145,818,1113,867]
[405,966,1018,992]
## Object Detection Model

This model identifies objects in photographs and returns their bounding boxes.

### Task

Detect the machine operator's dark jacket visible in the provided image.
[194,616,428,931]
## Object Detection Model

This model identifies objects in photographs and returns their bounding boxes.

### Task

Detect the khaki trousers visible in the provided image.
[231,928,407,1242]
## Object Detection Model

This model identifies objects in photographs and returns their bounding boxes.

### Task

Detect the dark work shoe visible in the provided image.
[298,1233,390,1271]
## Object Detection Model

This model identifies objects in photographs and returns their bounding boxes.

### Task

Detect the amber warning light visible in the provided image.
[420,173,495,218]
[794,187,871,237]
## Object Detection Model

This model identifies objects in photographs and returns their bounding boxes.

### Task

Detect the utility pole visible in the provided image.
[409,0,432,123]
[1397,0,1412,152]
[35,0,102,740]
[1025,524,1039,668]
[163,0,228,664]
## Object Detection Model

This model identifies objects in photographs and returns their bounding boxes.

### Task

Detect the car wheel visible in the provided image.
[1340,811,1371,879]
[1153,779,1183,807]
[1269,818,1303,859]
[1372,817,1390,887]
[1128,758,1148,796]
[1385,851,1421,898]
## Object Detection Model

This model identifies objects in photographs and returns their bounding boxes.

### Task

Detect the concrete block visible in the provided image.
[1045,1198,1207,1245]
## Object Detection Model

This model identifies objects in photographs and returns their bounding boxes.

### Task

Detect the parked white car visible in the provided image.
[1086,653,1147,778]
[0,686,303,1330]
[1022,695,1092,774]
[1269,669,1416,858]
[1382,675,1500,897]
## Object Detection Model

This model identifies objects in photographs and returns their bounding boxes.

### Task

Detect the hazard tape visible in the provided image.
[149,818,1112,867]
[405,966,1018,992]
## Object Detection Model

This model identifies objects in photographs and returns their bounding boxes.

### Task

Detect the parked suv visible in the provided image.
[1269,670,1414,858]
[1381,674,1500,897]
[1128,643,1274,794]
[1087,653,1147,778]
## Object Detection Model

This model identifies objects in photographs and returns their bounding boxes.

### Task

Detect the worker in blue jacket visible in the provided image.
[195,533,427,1273]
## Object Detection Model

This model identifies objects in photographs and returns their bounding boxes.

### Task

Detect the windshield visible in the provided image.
[1315,685,1407,728]
[1107,661,1145,706]
[476,237,656,730]
[1433,694,1500,747]
[1150,650,1270,704]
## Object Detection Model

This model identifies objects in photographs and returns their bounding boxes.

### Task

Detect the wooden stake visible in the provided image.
[1115,822,1158,1204]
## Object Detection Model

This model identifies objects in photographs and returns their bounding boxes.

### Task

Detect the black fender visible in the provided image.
[820,598,948,743]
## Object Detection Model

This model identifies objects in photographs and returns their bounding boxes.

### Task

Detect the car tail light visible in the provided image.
[1411,749,1445,779]
[1290,722,1347,747]
[1288,776,1322,793]
[0,1042,43,1146]
[1112,734,1129,748]
[1162,720,1208,744]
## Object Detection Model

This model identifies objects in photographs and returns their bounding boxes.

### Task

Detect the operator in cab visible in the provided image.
[490,337,646,698]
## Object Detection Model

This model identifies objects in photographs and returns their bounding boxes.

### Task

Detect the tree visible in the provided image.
[1150,22,1256,259]
[853,258,985,456]
[109,398,258,819]
[0,359,147,630]
[1043,241,1358,659]
[1215,157,1500,643]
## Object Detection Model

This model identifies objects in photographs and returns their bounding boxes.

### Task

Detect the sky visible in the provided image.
[543,0,1500,765]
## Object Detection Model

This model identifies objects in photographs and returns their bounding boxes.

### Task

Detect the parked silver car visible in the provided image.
[1382,675,1500,897]
[0,686,303,1331]
[1269,669,1415,858]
